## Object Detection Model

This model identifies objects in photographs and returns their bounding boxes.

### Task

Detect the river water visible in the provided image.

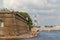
[1,30,60,40]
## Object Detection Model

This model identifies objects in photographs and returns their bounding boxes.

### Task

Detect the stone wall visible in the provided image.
[0,12,29,36]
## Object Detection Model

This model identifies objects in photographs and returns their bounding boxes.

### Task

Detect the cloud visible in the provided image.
[3,0,60,12]
[29,9,56,14]
[37,9,56,13]
[3,0,47,9]
[2,0,60,26]
[0,0,3,8]
[4,0,22,9]
[3,0,60,10]
[48,0,56,3]
[47,3,60,8]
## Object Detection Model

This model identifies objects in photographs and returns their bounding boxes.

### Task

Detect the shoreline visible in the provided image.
[0,31,38,39]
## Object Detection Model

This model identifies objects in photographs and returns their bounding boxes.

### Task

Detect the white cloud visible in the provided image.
[0,0,3,8]
[3,0,47,9]
[3,0,60,10]
[38,16,56,21]
[2,0,60,26]
[47,3,60,8]
[39,9,56,13]
[3,0,59,14]
[3,0,21,9]
[48,0,57,3]
[31,0,47,6]
[31,9,56,13]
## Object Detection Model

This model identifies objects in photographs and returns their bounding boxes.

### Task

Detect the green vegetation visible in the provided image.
[16,11,33,28]
[0,8,33,28]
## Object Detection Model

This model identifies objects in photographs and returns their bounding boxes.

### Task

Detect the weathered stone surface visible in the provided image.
[0,11,29,37]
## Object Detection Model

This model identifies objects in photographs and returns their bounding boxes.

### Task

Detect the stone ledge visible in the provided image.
[0,32,38,39]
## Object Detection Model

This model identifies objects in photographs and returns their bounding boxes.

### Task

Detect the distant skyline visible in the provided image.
[0,0,60,26]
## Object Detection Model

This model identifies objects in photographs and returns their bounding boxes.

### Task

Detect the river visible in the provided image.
[0,30,60,40]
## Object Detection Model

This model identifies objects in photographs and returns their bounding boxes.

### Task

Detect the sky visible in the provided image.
[0,0,60,26]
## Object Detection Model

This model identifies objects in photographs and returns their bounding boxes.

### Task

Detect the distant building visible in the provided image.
[0,10,29,36]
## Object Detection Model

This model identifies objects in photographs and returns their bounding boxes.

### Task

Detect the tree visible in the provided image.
[16,11,33,29]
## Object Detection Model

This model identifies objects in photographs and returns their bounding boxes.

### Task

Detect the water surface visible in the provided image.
[17,30,60,40]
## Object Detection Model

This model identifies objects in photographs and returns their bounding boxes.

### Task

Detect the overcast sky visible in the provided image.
[0,0,60,26]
